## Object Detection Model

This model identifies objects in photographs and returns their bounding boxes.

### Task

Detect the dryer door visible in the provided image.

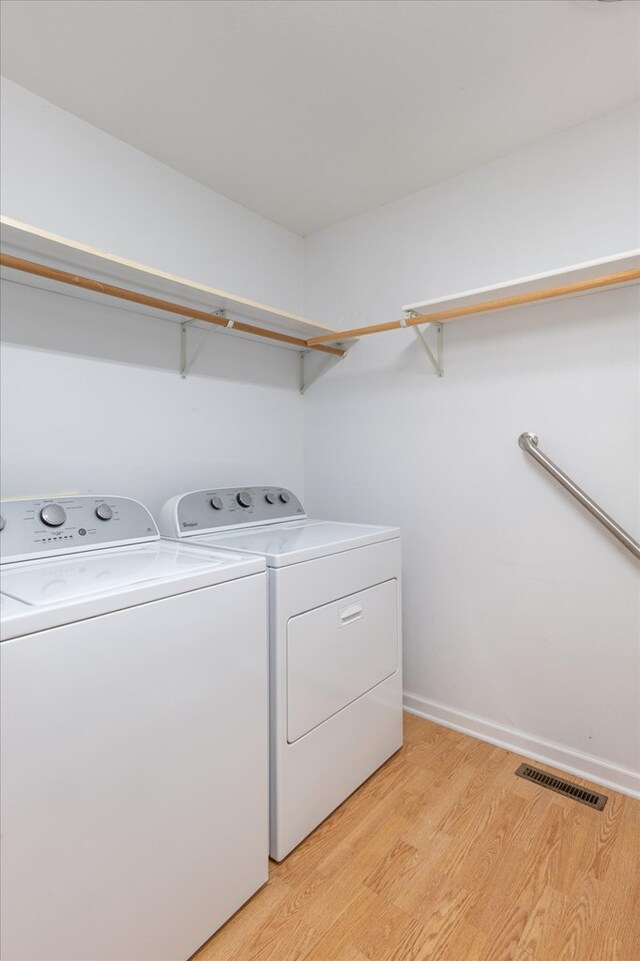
[286,579,398,743]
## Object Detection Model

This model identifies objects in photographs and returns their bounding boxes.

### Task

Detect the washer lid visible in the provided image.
[0,541,263,607]
[188,519,400,567]
[0,593,30,618]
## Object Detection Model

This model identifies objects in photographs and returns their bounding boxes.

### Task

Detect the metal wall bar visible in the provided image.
[518,432,640,560]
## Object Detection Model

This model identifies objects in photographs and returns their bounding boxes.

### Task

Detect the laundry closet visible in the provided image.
[1,2,639,960]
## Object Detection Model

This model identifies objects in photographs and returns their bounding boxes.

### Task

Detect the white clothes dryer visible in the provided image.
[159,486,403,861]
[0,495,268,961]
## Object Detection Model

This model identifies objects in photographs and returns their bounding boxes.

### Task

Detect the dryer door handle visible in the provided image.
[339,604,363,627]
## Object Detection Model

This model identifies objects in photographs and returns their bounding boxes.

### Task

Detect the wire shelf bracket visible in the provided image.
[299,343,353,394]
[180,311,230,379]
[405,311,444,377]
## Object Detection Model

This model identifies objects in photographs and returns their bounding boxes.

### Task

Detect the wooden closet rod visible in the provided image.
[0,254,345,357]
[306,267,640,346]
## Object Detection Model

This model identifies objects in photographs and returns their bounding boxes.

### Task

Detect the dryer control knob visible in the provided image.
[279,491,290,504]
[265,492,277,504]
[0,514,5,531]
[95,504,113,521]
[40,503,67,527]
[210,495,224,510]
[237,491,253,508]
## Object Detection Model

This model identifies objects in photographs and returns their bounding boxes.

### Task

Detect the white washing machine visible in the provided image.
[159,486,403,861]
[0,495,269,961]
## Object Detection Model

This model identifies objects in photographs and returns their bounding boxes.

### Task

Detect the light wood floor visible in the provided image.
[194,714,640,961]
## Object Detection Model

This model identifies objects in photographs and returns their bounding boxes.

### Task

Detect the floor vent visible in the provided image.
[515,763,608,810]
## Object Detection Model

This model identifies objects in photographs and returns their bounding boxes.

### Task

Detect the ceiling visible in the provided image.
[1,0,638,236]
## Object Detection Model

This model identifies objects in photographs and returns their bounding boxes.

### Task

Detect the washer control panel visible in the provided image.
[165,487,305,536]
[0,496,159,564]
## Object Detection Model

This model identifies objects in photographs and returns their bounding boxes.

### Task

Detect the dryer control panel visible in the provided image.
[162,487,305,537]
[0,496,159,564]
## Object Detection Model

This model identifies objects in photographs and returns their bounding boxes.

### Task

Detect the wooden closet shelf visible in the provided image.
[307,252,640,347]
[0,217,346,364]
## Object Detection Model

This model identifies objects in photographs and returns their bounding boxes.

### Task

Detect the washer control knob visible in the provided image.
[279,491,291,504]
[265,492,277,504]
[0,515,5,531]
[40,503,67,527]
[95,504,113,521]
[237,491,253,508]
[210,495,224,510]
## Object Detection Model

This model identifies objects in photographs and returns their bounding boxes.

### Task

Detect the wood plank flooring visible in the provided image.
[194,714,640,961]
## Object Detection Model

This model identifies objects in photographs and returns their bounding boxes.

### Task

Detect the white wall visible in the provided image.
[2,79,639,796]
[1,79,303,312]
[0,79,305,516]
[303,103,640,796]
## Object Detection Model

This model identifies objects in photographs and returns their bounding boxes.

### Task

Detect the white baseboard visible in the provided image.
[403,691,640,800]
